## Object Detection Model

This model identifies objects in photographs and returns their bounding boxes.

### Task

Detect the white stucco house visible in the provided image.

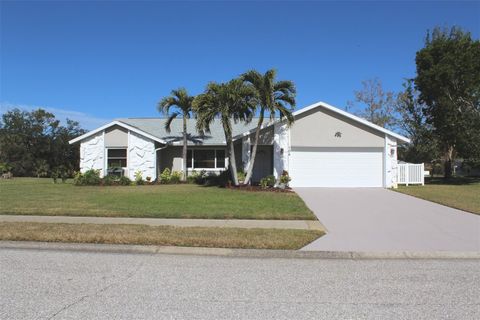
[69,101,410,188]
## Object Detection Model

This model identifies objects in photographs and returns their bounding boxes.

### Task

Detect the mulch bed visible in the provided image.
[226,184,293,193]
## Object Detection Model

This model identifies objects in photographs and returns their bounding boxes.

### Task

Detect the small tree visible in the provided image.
[348,78,397,129]
[193,79,255,186]
[241,69,296,185]
[395,80,439,163]
[158,88,195,181]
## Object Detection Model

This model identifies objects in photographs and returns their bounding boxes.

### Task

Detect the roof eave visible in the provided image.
[68,120,167,145]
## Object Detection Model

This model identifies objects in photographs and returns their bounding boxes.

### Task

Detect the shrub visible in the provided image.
[118,175,132,186]
[60,170,69,183]
[237,171,246,182]
[55,165,70,183]
[279,170,291,186]
[187,171,199,184]
[160,168,171,184]
[51,170,59,184]
[103,174,117,186]
[84,169,102,185]
[73,169,101,186]
[259,177,269,189]
[188,170,208,184]
[73,171,83,185]
[170,171,182,184]
[260,175,276,188]
[134,170,144,185]
[0,162,12,174]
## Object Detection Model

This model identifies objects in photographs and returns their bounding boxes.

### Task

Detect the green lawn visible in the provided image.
[0,178,315,220]
[396,177,480,215]
[0,222,324,250]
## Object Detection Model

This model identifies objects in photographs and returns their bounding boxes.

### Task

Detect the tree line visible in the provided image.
[347,26,479,178]
[0,109,86,177]
[1,26,477,181]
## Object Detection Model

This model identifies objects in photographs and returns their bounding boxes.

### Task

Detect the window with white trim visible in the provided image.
[187,149,226,169]
[107,148,127,168]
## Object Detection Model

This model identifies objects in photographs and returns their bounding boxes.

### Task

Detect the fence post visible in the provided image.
[405,164,409,186]
[421,163,425,186]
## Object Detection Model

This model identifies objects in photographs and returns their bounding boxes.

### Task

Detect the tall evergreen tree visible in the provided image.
[415,26,480,178]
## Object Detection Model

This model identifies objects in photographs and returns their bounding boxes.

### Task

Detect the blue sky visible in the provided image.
[1,1,479,129]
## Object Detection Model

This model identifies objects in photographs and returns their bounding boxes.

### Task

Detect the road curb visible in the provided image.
[1,241,479,259]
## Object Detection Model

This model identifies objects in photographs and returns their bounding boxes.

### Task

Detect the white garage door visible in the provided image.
[289,148,384,187]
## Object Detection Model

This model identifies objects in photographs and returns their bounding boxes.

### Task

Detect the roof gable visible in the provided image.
[295,102,410,143]
[68,120,167,144]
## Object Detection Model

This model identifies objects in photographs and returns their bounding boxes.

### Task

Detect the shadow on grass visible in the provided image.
[426,176,480,185]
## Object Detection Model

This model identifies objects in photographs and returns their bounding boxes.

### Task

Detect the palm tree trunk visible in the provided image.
[227,139,239,186]
[244,111,264,185]
[243,122,262,185]
[182,116,187,181]
[222,119,238,186]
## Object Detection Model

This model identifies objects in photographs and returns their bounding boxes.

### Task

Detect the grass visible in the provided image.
[396,177,480,215]
[0,222,324,250]
[0,178,315,220]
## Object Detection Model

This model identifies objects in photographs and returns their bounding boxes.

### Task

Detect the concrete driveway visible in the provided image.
[296,188,480,252]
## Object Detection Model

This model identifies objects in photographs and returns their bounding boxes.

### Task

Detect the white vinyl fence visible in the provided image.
[397,163,425,186]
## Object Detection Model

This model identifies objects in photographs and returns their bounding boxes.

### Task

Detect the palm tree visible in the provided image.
[241,69,296,185]
[193,79,255,186]
[158,88,195,181]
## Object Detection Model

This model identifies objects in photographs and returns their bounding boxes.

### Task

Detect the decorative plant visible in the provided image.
[73,169,101,186]
[170,171,182,184]
[160,168,171,184]
[118,175,132,186]
[103,175,117,186]
[134,170,144,185]
[279,171,291,186]
[259,177,269,189]
[260,175,276,189]
[237,171,246,183]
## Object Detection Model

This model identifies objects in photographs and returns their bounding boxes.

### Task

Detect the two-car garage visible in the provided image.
[288,147,384,187]
[284,102,407,188]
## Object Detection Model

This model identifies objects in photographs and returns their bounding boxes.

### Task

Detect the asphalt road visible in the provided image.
[1,248,479,319]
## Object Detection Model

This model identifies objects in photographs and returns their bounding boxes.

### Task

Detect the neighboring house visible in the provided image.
[69,101,410,188]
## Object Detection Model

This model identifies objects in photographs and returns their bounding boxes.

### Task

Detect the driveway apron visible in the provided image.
[295,188,480,252]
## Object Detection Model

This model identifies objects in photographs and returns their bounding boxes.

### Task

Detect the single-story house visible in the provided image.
[69,101,410,188]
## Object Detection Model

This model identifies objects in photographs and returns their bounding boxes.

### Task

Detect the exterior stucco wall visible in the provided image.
[385,135,398,188]
[290,108,385,147]
[105,126,128,147]
[79,132,105,176]
[273,122,290,179]
[127,132,156,180]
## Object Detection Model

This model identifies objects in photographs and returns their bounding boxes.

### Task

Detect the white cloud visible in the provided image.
[0,102,109,130]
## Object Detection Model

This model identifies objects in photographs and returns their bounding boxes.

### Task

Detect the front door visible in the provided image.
[251,145,273,183]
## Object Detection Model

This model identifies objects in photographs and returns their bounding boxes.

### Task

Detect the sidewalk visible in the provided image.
[0,215,325,231]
